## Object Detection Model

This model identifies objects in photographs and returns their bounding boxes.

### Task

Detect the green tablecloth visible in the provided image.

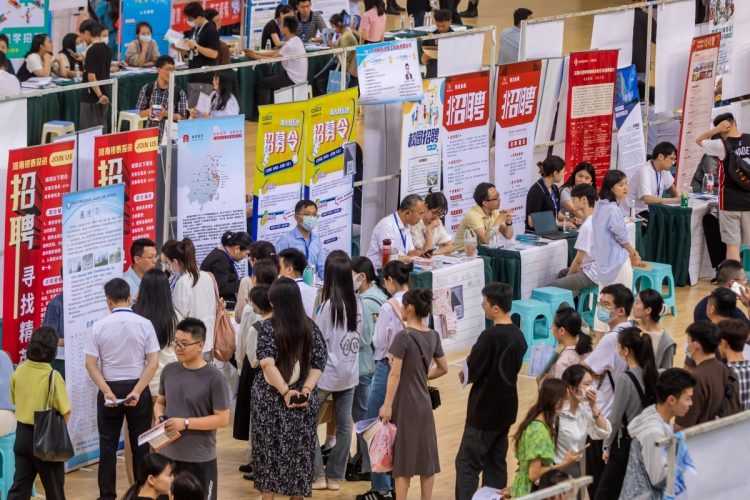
[26,52,333,145]
[642,204,691,286]
[477,246,522,299]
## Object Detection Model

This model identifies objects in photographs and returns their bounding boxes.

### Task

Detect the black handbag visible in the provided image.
[33,370,74,462]
[407,331,441,410]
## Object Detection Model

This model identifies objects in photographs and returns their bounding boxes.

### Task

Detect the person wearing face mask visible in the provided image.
[596,327,658,500]
[632,289,676,370]
[509,378,581,497]
[200,230,252,309]
[276,200,325,280]
[125,21,161,67]
[556,365,611,478]
[525,155,569,234]
[581,283,633,498]
[348,257,388,482]
[173,1,220,108]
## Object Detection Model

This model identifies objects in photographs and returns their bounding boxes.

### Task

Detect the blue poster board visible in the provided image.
[120,0,171,61]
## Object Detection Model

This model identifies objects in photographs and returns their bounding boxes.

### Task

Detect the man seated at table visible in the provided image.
[295,0,327,43]
[421,9,453,79]
[275,199,325,280]
[454,182,513,252]
[135,56,189,142]
[629,141,681,222]
[247,16,307,107]
[366,194,426,269]
[551,184,598,294]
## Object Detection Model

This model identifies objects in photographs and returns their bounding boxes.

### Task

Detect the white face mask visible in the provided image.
[353,276,362,291]
[139,34,152,43]
[186,19,197,28]
[685,341,692,359]
[576,389,588,403]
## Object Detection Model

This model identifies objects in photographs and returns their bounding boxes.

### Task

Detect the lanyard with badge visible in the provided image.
[652,161,663,197]
[189,23,204,61]
[393,213,407,251]
[538,179,559,214]
[223,246,241,275]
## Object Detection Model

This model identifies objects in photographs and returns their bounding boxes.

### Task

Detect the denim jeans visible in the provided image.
[366,360,392,491]
[350,372,374,473]
[314,387,356,480]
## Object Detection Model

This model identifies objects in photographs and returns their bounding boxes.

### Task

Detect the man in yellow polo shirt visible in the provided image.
[455,182,514,251]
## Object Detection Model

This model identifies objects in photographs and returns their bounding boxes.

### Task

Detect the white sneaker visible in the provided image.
[327,479,341,491]
[312,477,327,490]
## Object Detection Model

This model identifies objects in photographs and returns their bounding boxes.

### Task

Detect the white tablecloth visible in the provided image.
[688,198,718,285]
[501,239,568,299]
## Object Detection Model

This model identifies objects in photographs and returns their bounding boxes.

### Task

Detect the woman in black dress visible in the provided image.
[251,277,328,499]
[199,230,252,309]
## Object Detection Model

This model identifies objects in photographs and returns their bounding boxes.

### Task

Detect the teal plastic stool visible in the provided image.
[741,244,750,277]
[511,299,556,361]
[633,262,676,315]
[577,286,599,329]
[531,287,575,317]
[1,432,15,499]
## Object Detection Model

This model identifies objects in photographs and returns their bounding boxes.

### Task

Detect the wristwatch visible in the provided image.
[184,418,190,430]
[505,219,513,226]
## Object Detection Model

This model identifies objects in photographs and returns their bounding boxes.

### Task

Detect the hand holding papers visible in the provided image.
[138,421,182,450]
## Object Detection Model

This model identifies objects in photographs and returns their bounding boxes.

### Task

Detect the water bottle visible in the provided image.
[381,239,392,267]
[488,226,498,247]
[409,16,415,30]
[265,39,272,51]
[303,265,316,286]
[563,211,570,233]
[687,186,694,207]
[702,172,715,194]
[75,63,82,82]
[400,16,405,30]
[680,191,688,208]
[464,229,477,258]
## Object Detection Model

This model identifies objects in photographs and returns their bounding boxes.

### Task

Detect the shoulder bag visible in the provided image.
[207,271,237,362]
[407,330,441,410]
[33,370,74,462]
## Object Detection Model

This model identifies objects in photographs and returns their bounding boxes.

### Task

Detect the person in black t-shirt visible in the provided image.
[173,1,220,107]
[454,282,527,499]
[79,20,112,133]
[261,4,295,50]
[696,112,750,262]
[525,155,567,234]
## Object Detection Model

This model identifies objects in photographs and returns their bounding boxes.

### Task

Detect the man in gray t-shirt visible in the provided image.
[154,318,230,500]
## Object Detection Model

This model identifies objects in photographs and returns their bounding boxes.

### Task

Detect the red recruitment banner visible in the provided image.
[565,50,618,187]
[93,128,159,270]
[171,0,242,32]
[675,33,721,194]
[2,141,74,363]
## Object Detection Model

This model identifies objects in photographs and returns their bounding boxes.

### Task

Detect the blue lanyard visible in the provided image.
[303,239,310,259]
[653,163,663,198]
[393,213,407,250]
[112,308,135,314]
[223,247,241,275]
[538,179,559,214]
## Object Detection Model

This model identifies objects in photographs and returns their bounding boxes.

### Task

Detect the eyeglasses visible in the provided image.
[430,209,446,218]
[172,340,202,350]
[485,196,499,202]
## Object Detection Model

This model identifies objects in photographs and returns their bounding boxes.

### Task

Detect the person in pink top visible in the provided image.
[359,0,387,43]
[550,306,593,379]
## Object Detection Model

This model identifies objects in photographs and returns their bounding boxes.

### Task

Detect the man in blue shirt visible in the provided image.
[276,199,325,279]
[122,238,158,300]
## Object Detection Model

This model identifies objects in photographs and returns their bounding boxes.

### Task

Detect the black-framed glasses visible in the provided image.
[485,196,499,202]
[431,208,446,218]
[172,340,202,350]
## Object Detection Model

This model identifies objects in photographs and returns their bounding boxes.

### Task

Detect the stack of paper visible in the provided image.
[138,422,181,450]
[21,77,53,89]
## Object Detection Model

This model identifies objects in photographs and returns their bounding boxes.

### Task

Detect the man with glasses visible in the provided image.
[135,56,189,143]
[454,182,513,252]
[85,278,160,500]
[154,318,231,500]
[629,141,681,224]
[122,238,158,301]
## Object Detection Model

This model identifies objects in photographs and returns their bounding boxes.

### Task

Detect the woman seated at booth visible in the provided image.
[525,155,567,234]
[559,162,596,222]
[125,21,161,67]
[410,191,454,256]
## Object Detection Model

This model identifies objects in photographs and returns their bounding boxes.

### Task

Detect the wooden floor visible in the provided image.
[59,0,656,498]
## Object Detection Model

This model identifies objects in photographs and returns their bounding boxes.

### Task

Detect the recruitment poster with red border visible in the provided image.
[3,141,73,363]
[675,33,721,194]
[93,128,159,270]
[442,71,491,233]
[171,0,242,31]
[495,60,543,227]
[565,50,618,185]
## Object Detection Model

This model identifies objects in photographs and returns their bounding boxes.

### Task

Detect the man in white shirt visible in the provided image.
[84,278,160,500]
[582,283,633,496]
[366,194,426,269]
[498,7,533,65]
[249,16,308,107]
[552,184,598,293]
[278,247,318,317]
[122,238,157,300]
[0,52,20,97]
[630,141,681,218]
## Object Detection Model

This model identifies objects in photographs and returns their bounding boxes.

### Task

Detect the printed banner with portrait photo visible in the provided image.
[356,39,424,104]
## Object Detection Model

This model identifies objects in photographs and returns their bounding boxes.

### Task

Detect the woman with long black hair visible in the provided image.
[191,70,240,118]
[200,230,252,308]
[559,162,596,221]
[122,453,174,500]
[252,277,327,499]
[16,34,56,82]
[631,289,676,370]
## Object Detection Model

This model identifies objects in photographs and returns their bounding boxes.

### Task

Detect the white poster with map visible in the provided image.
[177,116,247,271]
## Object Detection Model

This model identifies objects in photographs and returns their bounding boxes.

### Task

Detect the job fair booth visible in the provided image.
[2,0,750,491]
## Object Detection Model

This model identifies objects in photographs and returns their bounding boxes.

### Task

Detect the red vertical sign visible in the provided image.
[93,128,159,270]
[3,142,73,362]
[565,50,618,186]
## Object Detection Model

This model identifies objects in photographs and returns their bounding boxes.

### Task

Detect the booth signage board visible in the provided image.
[2,141,73,363]
[0,0,49,60]
[613,65,646,180]
[121,0,172,60]
[356,39,424,104]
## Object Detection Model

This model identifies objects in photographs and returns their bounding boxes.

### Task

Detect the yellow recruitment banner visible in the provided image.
[304,88,359,257]
[252,101,307,244]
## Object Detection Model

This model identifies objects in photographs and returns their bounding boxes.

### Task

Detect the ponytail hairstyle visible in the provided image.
[382,260,413,287]
[617,327,658,404]
[638,289,665,324]
[351,256,387,295]
[402,288,433,319]
[221,230,252,250]
[161,238,200,286]
[122,453,173,500]
[513,378,567,448]
[553,305,592,355]
[537,155,566,178]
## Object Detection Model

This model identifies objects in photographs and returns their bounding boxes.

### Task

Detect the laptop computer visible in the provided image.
[529,210,577,240]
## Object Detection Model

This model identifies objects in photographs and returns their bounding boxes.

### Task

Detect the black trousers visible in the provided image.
[703,212,726,268]
[439,0,463,24]
[174,459,218,500]
[585,438,606,499]
[96,380,152,500]
[454,424,510,500]
[594,437,630,500]
[256,72,295,108]
[7,423,66,500]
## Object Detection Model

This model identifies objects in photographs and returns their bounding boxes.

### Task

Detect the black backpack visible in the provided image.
[722,140,750,192]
